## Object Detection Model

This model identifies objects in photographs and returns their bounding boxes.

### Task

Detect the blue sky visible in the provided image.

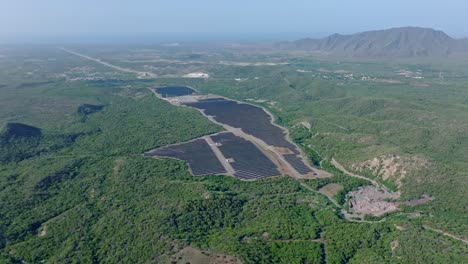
[1,0,467,41]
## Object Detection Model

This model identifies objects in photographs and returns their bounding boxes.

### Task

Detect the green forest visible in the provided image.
[0,47,467,263]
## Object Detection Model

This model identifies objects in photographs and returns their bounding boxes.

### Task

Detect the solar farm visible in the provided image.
[147,86,318,180]
[144,138,227,176]
[283,154,313,175]
[186,98,299,153]
[211,132,281,179]
[154,86,195,98]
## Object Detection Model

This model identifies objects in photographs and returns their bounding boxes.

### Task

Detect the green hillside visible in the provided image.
[0,46,466,263]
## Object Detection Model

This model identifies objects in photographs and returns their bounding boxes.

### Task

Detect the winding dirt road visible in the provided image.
[331,157,391,192]
[423,226,468,244]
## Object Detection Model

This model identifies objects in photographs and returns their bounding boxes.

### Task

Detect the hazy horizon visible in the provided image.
[1,0,468,43]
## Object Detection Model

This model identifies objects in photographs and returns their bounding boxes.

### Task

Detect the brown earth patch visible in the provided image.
[403,193,434,206]
[170,246,242,264]
[314,171,335,179]
[351,154,430,188]
[318,183,343,199]
[273,146,294,155]
[38,226,47,237]
[394,224,406,231]
[390,239,399,253]
[348,186,400,216]
[294,121,311,129]
[299,171,319,179]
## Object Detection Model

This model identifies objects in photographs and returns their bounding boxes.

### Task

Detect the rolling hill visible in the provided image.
[277,27,468,57]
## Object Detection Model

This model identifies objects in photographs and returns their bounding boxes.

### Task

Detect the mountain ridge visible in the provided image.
[277,27,468,57]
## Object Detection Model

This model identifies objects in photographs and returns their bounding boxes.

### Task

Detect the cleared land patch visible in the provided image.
[170,246,242,264]
[351,154,430,188]
[318,183,343,199]
[348,186,399,216]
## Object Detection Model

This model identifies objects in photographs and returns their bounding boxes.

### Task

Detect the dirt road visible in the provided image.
[423,225,468,244]
[331,157,390,192]
[60,48,157,78]
[204,135,236,175]
[199,110,302,178]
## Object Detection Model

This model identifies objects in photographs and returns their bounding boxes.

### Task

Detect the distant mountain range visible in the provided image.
[276,27,468,57]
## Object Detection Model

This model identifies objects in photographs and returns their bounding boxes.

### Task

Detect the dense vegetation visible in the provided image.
[190,56,468,238]
[0,46,466,263]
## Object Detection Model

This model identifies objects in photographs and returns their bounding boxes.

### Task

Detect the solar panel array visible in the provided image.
[154,86,195,98]
[211,132,281,180]
[150,89,317,179]
[145,138,227,176]
[185,98,299,154]
[283,154,313,175]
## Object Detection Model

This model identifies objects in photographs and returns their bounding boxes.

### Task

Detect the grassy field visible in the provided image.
[0,46,467,263]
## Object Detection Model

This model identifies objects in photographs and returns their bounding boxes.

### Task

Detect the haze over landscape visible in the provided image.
[0,1,467,264]
[2,0,468,42]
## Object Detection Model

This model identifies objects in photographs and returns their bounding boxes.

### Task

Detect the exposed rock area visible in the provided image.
[348,186,400,216]
[348,186,434,216]
[351,154,430,188]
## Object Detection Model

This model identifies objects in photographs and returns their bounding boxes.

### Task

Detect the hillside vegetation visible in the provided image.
[189,55,468,238]
[0,46,467,263]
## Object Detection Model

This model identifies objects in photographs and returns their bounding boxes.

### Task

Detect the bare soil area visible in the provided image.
[423,226,468,244]
[403,193,434,206]
[170,246,242,264]
[318,183,343,199]
[273,146,294,154]
[351,154,430,188]
[348,186,400,216]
